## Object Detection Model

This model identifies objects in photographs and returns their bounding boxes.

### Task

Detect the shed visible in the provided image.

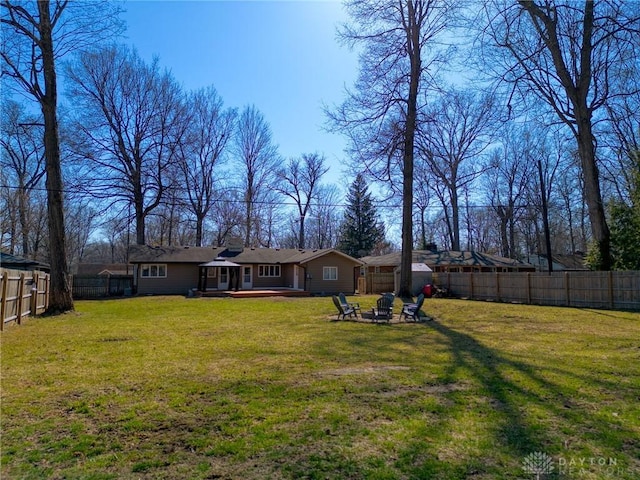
[393,262,433,296]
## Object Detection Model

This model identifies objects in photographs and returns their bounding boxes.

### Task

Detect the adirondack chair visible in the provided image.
[332,295,356,320]
[400,293,425,322]
[371,294,394,322]
[338,292,360,318]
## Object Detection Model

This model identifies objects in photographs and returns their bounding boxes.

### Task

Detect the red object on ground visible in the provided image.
[422,284,433,298]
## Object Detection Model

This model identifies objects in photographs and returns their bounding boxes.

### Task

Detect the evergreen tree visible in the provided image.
[609,150,640,270]
[337,174,385,258]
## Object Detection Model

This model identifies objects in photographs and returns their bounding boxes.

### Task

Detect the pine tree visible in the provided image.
[608,150,640,270]
[337,174,385,258]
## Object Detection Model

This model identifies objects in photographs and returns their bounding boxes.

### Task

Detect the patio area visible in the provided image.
[197,288,311,298]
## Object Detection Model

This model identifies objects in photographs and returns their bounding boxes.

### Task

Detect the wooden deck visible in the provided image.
[199,289,310,298]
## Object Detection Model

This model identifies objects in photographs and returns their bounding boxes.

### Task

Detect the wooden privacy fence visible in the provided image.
[360,272,395,294]
[434,271,640,310]
[72,275,133,299]
[1,268,50,330]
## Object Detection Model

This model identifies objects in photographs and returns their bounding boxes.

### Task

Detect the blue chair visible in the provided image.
[400,293,425,322]
[371,295,394,322]
[332,295,356,320]
[338,292,361,318]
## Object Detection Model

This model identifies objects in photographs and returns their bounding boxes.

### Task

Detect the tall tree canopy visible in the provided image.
[329,0,453,296]
[478,0,640,270]
[67,45,187,246]
[1,0,123,313]
[274,153,329,249]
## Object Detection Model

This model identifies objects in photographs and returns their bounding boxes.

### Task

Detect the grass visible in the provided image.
[1,295,639,479]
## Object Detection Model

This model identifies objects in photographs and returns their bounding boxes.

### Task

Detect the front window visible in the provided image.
[141,264,167,278]
[323,266,338,281]
[259,265,281,277]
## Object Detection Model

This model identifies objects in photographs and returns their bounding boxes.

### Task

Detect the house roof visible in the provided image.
[360,250,533,269]
[76,263,132,276]
[1,251,50,271]
[128,245,363,266]
[128,245,227,263]
[525,253,588,271]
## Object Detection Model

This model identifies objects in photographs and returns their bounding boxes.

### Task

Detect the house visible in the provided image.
[0,251,50,273]
[359,249,535,294]
[75,263,133,276]
[128,244,363,296]
[525,253,588,272]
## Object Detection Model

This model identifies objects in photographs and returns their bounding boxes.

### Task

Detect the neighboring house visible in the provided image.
[359,249,535,294]
[360,249,535,274]
[525,253,588,272]
[128,244,363,296]
[75,263,133,276]
[0,251,50,273]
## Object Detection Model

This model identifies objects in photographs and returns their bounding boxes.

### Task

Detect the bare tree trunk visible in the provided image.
[576,118,611,269]
[18,189,30,256]
[298,216,305,250]
[537,159,553,273]
[134,193,145,245]
[398,0,421,298]
[195,213,204,247]
[450,187,460,251]
[38,1,73,313]
[515,0,612,269]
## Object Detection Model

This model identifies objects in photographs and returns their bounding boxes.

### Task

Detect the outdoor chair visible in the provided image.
[371,295,394,322]
[332,295,356,321]
[400,293,425,322]
[338,292,361,318]
[381,292,395,303]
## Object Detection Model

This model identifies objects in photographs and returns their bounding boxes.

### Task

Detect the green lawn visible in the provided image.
[1,296,639,479]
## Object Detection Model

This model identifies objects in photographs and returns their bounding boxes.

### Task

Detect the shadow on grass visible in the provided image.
[319,314,638,478]
[400,318,639,478]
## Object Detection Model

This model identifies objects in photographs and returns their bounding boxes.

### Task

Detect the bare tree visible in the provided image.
[328,0,453,297]
[0,100,46,256]
[67,45,187,245]
[418,88,497,250]
[413,160,434,250]
[179,87,236,246]
[602,65,640,202]
[232,105,280,247]
[274,153,329,249]
[478,0,640,270]
[485,124,536,258]
[210,188,244,247]
[307,184,343,249]
[1,0,122,313]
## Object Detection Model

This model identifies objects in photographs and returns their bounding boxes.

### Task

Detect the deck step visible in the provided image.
[198,290,310,298]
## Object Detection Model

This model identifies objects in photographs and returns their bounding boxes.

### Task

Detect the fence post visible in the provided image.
[16,273,25,325]
[470,272,474,299]
[30,272,38,317]
[45,274,50,310]
[608,271,614,309]
[564,272,570,307]
[526,272,531,305]
[0,271,7,331]
[495,271,501,302]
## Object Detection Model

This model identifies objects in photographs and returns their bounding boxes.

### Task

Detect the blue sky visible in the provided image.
[122,0,359,188]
